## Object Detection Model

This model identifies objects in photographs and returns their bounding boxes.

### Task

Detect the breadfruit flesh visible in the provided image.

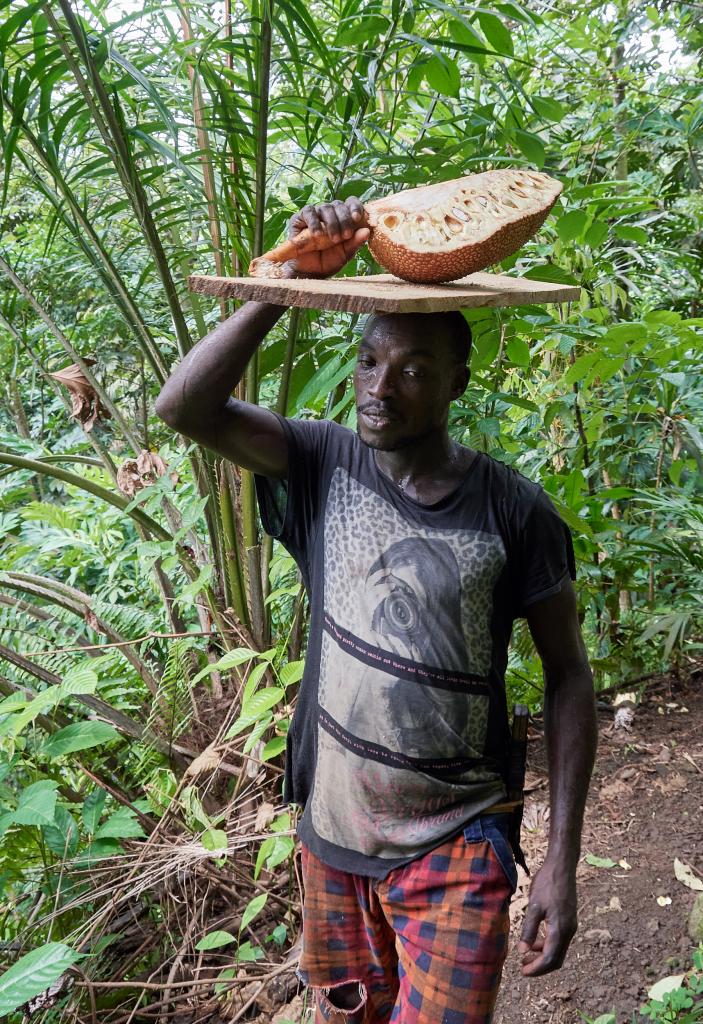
[365,170,562,284]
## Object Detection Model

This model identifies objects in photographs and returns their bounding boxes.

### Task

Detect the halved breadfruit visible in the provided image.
[364,170,562,283]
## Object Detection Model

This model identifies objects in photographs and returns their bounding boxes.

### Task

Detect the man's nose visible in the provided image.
[368,366,395,399]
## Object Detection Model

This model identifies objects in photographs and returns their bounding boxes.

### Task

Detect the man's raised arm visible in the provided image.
[155,198,369,477]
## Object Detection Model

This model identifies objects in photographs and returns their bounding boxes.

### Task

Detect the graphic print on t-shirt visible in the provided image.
[311,467,507,859]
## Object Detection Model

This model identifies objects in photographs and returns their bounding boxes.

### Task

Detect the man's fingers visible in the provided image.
[519,901,543,950]
[319,204,345,241]
[519,934,545,954]
[345,195,365,221]
[520,923,574,977]
[331,199,357,238]
[341,227,370,258]
[290,204,323,239]
[521,943,565,977]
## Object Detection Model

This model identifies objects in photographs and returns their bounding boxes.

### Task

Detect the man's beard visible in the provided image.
[358,425,435,452]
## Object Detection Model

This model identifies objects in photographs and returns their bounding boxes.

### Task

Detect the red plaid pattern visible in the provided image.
[299,816,514,1024]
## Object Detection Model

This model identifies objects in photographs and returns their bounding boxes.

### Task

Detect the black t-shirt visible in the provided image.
[255,417,575,878]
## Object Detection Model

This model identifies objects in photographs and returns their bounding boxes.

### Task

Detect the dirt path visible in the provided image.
[496,671,703,1023]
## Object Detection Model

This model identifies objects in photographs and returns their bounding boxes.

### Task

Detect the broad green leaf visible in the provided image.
[14,780,58,827]
[513,130,545,168]
[78,839,122,864]
[495,393,539,413]
[523,264,578,285]
[255,834,295,880]
[0,688,59,738]
[531,95,567,121]
[0,812,16,840]
[214,967,237,995]
[268,924,287,946]
[556,210,588,243]
[226,688,285,739]
[0,942,80,1016]
[337,178,375,202]
[448,18,486,49]
[279,660,305,686]
[240,892,268,932]
[585,222,608,248]
[192,647,258,684]
[242,661,269,704]
[613,225,648,245]
[563,352,599,387]
[548,495,593,537]
[262,736,287,761]
[236,941,264,962]
[604,323,647,345]
[0,693,27,714]
[505,337,530,367]
[477,416,500,437]
[270,812,292,833]
[563,469,587,508]
[82,789,106,834]
[196,930,237,951]
[243,714,274,754]
[94,806,146,840]
[288,183,313,205]
[201,828,228,853]
[477,12,513,55]
[44,721,119,758]
[43,806,79,858]
[181,787,212,831]
[424,55,461,97]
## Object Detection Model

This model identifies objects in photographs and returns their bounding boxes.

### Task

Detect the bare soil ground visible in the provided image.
[495,670,703,1024]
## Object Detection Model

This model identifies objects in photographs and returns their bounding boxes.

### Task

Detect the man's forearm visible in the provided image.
[155,294,290,430]
[543,667,597,872]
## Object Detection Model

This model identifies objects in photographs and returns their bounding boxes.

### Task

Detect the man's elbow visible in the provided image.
[155,385,186,430]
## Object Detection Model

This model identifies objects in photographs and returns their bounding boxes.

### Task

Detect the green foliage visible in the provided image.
[0,942,80,1017]
[0,0,701,1017]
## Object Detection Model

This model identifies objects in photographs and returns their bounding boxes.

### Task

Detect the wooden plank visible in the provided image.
[188,271,580,313]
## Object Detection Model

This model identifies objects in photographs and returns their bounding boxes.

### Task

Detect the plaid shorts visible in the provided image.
[299,813,517,1024]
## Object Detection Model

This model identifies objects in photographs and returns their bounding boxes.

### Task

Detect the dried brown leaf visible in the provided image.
[674,857,703,892]
[255,802,276,831]
[50,360,111,431]
[117,449,176,497]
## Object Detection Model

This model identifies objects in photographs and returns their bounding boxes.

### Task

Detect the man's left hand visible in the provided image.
[518,857,577,976]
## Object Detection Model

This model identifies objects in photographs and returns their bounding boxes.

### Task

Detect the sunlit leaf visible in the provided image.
[0,942,80,1016]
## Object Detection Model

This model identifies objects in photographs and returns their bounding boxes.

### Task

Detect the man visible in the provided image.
[156,196,597,1024]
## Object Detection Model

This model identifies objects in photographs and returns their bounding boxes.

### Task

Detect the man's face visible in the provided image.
[353,317,467,451]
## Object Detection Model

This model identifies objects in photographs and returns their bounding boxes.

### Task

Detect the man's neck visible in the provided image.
[372,430,474,505]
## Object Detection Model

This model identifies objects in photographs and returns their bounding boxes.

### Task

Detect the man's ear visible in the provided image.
[451,365,470,399]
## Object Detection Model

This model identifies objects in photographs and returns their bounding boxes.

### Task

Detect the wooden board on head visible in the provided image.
[188,272,581,314]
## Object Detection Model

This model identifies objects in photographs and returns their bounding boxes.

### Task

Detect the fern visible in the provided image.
[134,638,196,781]
[21,502,79,531]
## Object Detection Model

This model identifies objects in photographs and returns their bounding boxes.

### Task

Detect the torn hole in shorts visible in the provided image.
[316,979,367,1020]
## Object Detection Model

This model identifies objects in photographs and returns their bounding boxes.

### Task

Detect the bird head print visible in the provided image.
[366,537,468,670]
